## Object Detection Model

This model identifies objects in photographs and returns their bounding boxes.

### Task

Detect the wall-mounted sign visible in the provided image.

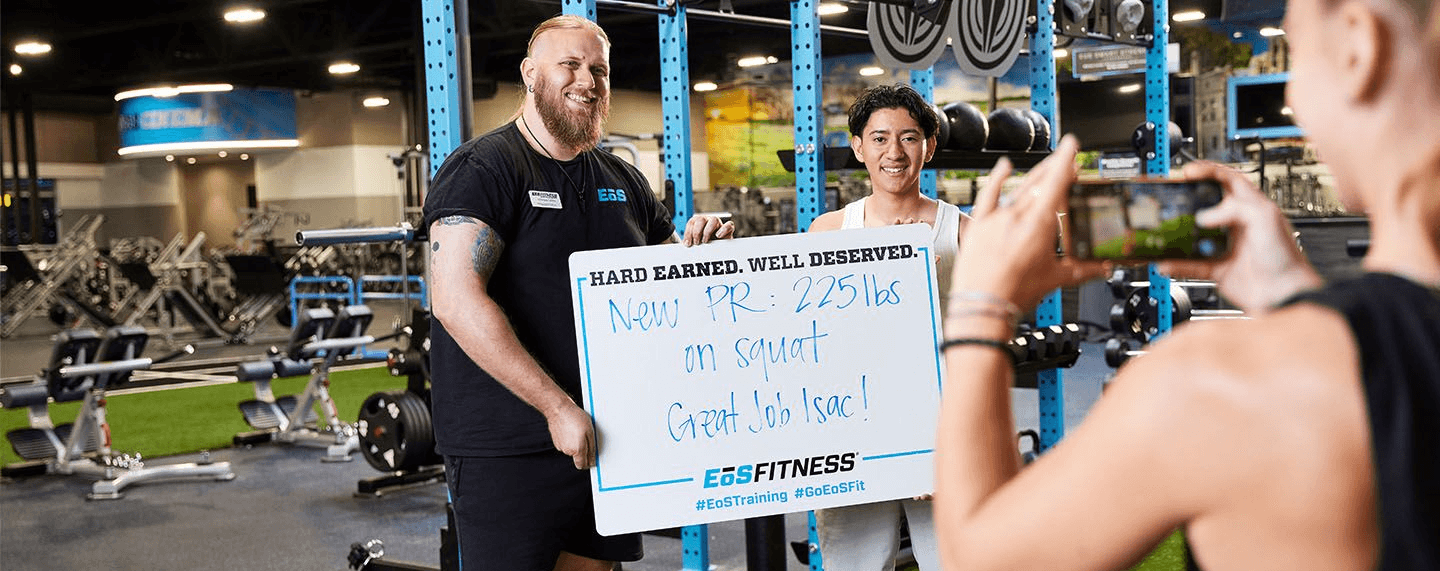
[116,88,298,157]
[1071,43,1180,78]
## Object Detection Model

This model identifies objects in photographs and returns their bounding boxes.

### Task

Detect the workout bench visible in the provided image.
[233,304,375,462]
[1,325,235,499]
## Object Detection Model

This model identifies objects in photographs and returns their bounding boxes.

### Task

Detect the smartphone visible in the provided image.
[1067,178,1229,260]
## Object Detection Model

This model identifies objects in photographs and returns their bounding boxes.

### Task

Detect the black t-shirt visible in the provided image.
[1186,273,1440,571]
[422,122,675,456]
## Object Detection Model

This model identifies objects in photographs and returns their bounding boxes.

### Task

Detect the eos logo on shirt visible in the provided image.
[597,188,628,203]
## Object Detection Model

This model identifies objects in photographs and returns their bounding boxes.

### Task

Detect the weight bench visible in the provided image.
[1,326,235,499]
[233,304,375,462]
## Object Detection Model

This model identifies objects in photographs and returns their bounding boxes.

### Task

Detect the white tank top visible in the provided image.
[840,196,964,318]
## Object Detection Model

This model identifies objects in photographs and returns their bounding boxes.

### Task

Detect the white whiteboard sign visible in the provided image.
[569,224,945,536]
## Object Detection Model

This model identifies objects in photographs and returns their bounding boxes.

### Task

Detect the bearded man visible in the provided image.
[423,15,731,571]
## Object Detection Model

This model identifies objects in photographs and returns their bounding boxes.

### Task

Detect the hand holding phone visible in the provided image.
[1067,178,1230,260]
[1156,161,1323,314]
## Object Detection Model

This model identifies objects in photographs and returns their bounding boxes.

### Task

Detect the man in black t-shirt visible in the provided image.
[422,14,732,571]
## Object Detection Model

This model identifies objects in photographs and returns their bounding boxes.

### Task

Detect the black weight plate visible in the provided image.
[358,390,410,472]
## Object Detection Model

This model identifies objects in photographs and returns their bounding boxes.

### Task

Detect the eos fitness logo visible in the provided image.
[703,452,857,488]
[867,0,1028,77]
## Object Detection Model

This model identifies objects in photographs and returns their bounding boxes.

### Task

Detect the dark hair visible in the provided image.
[847,83,940,139]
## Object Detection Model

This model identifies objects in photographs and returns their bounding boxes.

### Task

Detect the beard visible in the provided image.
[534,74,609,151]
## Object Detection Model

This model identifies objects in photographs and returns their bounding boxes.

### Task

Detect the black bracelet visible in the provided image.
[939,337,1015,360]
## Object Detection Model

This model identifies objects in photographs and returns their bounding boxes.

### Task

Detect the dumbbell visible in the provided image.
[1104,337,1146,368]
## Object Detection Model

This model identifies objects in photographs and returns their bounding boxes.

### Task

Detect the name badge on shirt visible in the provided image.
[529,190,563,209]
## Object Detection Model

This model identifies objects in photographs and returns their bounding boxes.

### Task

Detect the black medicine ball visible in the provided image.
[1020,109,1052,151]
[986,108,1035,151]
[942,101,988,151]
[929,103,950,150]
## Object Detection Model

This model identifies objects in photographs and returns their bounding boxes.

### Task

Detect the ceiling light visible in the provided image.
[224,8,266,23]
[1280,106,1293,116]
[218,151,228,158]
[1118,83,1142,93]
[693,81,718,92]
[115,83,232,101]
[362,96,390,107]
[1054,48,1068,58]
[1172,10,1206,21]
[1259,27,1285,36]
[329,62,361,75]
[818,2,849,16]
[1233,31,1244,38]
[8,64,20,76]
[859,66,885,76]
[187,157,197,165]
[240,154,250,160]
[737,56,772,68]
[14,42,52,56]
[166,155,175,162]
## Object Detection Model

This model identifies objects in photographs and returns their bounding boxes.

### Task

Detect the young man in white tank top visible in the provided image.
[807,84,968,570]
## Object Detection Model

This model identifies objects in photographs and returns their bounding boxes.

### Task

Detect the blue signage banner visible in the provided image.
[118,89,297,148]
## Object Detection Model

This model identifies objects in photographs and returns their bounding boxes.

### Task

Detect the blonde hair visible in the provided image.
[526,15,611,57]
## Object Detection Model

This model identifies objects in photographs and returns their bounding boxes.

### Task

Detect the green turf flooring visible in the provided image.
[0,365,402,466]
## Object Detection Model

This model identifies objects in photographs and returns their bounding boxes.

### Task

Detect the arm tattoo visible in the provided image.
[437,215,477,227]
[471,225,504,282]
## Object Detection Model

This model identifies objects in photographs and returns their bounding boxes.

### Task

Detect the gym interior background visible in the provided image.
[1,0,1367,570]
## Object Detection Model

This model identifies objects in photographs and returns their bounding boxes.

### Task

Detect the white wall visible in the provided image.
[253,145,408,200]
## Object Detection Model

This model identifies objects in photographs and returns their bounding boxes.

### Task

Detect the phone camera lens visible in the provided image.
[1198,238,1217,257]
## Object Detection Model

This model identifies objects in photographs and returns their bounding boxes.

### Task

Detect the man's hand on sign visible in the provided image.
[682,214,736,246]
[547,402,597,469]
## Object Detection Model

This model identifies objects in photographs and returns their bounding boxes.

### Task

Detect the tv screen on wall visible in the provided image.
[1057,74,1194,153]
[1227,73,1302,140]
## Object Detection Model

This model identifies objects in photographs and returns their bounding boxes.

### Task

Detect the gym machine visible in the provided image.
[0,325,235,499]
[1,215,115,338]
[232,304,375,462]
[115,232,235,343]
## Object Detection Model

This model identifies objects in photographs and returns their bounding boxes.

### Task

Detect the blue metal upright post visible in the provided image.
[654,3,707,566]
[1145,0,1174,335]
[1030,0,1065,451]
[792,0,825,233]
[660,1,697,232]
[791,4,827,565]
[421,0,466,175]
[562,0,597,20]
[909,69,938,200]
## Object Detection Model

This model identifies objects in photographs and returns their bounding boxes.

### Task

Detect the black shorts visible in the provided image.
[445,451,642,570]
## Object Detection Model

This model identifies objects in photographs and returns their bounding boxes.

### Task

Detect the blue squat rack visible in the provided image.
[417,0,1173,569]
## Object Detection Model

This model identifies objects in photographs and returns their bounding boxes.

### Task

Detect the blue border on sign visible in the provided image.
[864,245,943,463]
[920,246,943,395]
[863,449,934,461]
[575,275,695,493]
